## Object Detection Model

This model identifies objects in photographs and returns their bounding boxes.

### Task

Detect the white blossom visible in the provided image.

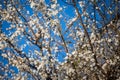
[2,54,7,58]
[79,1,85,8]
[0,0,119,80]
[51,4,57,9]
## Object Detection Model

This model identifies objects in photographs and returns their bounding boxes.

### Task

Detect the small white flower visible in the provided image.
[68,68,74,73]
[96,7,99,9]
[2,54,7,58]
[51,4,56,9]
[108,39,112,42]
[90,58,95,62]
[79,1,84,8]
[0,43,5,50]
[109,10,112,14]
[52,10,58,15]
[34,50,39,54]
[35,32,40,38]
[85,57,90,61]
[64,56,68,60]
[31,1,35,8]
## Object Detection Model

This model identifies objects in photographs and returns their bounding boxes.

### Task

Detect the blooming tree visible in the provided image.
[0,0,120,80]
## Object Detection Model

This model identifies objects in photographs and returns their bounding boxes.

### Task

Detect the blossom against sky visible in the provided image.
[0,0,120,79]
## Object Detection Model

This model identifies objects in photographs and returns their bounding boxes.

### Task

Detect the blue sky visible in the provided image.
[0,0,118,63]
[0,0,119,78]
[0,0,76,68]
[0,0,118,65]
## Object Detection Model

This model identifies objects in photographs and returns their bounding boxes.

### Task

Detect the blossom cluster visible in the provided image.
[0,0,120,80]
